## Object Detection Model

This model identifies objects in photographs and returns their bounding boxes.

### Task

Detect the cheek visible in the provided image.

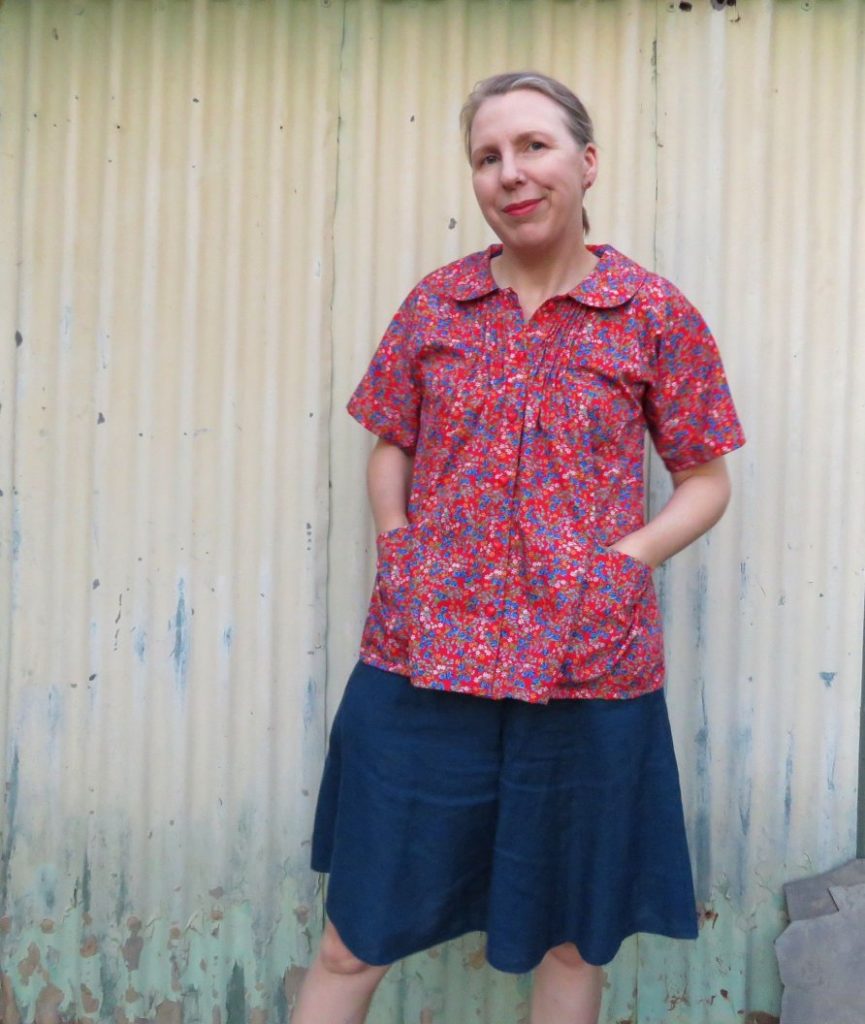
[472,178,497,213]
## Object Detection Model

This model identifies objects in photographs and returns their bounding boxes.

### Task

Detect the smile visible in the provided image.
[502,199,542,216]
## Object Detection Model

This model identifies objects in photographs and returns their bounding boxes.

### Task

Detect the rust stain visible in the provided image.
[211,1008,222,1024]
[169,926,182,941]
[1,973,23,1024]
[39,919,54,934]
[293,905,310,925]
[419,1010,434,1024]
[210,908,224,921]
[115,1010,132,1024]
[667,989,689,1010]
[464,944,487,970]
[425,946,440,959]
[34,983,64,1024]
[249,1010,267,1024]
[18,944,42,983]
[81,984,99,1014]
[125,985,142,1003]
[697,903,719,928]
[80,936,99,957]
[155,999,182,1024]
[122,934,144,971]
[744,1015,780,1024]
[283,966,306,1009]
[0,917,11,934]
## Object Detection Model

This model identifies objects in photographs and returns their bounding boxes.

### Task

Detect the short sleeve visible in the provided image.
[346,288,422,455]
[644,289,746,472]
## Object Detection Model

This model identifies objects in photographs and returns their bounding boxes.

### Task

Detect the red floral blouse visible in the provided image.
[347,244,745,703]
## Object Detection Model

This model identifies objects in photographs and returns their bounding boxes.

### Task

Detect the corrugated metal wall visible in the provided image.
[1,1,863,1022]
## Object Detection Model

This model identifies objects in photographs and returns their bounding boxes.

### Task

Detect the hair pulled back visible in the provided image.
[460,71,595,234]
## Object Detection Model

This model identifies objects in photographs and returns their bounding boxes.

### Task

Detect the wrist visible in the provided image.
[608,532,660,569]
[376,514,409,536]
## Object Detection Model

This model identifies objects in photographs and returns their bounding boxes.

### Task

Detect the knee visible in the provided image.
[318,923,387,977]
[543,942,592,971]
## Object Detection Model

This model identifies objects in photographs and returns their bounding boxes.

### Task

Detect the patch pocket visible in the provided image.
[375,525,415,644]
[563,546,652,682]
[419,339,488,435]
[543,367,631,451]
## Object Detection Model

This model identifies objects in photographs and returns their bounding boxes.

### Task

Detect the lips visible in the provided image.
[502,199,542,216]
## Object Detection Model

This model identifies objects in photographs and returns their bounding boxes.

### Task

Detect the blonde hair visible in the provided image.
[460,71,595,234]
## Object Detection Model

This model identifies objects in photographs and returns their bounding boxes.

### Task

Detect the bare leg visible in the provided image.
[530,942,604,1024]
[290,921,391,1024]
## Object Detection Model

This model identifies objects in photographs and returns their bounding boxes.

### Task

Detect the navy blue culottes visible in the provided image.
[311,660,698,973]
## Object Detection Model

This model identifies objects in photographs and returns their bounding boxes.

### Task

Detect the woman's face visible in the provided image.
[469,89,597,256]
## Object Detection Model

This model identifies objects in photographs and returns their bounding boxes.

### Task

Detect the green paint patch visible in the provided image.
[1,869,321,1024]
[225,963,246,1024]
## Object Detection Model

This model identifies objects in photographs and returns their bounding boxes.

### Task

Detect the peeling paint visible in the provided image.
[122,918,144,971]
[0,973,21,1024]
[784,733,794,834]
[0,868,320,1024]
[282,965,305,1012]
[225,963,246,1024]
[0,3,861,1024]
[18,943,41,983]
[693,690,712,900]
[34,982,63,1023]
[172,580,190,693]
[737,727,753,836]
[1,746,20,903]
[79,982,98,1014]
[693,562,708,650]
[155,998,182,1024]
[302,677,317,730]
[463,944,486,970]
[134,628,148,663]
[81,852,91,913]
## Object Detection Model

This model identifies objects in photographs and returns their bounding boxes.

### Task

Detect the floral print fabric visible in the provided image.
[347,244,745,703]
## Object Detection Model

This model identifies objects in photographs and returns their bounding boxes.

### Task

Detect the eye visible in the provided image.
[477,152,499,167]
[527,140,546,152]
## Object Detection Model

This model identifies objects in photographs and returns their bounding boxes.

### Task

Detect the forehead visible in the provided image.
[470,89,571,149]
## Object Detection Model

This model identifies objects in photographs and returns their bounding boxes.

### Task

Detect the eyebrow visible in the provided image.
[470,129,552,162]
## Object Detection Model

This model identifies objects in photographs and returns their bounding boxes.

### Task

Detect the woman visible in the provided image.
[292,72,745,1024]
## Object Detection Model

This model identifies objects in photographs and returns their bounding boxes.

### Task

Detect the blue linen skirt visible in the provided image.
[311,660,698,973]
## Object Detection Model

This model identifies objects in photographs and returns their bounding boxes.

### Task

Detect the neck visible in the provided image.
[492,241,598,304]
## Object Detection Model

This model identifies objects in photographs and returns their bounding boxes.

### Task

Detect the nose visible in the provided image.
[499,151,525,188]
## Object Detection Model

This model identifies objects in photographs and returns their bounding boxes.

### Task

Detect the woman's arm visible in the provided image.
[367,438,415,535]
[609,456,732,569]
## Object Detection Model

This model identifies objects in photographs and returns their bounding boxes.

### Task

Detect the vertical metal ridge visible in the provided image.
[1,2,863,1022]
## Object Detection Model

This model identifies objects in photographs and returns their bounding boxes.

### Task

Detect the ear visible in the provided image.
[581,143,598,190]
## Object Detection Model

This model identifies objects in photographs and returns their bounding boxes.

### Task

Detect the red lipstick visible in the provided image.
[503,199,542,216]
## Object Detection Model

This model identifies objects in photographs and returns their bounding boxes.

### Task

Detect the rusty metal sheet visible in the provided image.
[1,1,863,1022]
